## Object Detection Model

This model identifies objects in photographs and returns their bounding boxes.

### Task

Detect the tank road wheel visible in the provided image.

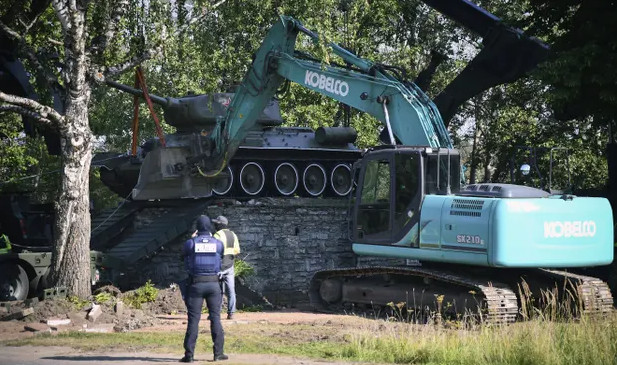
[240,162,265,196]
[0,263,29,301]
[330,164,352,196]
[212,165,234,196]
[274,163,299,196]
[303,163,327,197]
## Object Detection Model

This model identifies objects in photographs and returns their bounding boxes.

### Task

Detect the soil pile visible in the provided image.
[1,285,188,335]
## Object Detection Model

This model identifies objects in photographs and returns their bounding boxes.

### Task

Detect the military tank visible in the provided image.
[94,81,362,200]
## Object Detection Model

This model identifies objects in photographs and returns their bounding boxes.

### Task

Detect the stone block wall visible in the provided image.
[136,198,406,307]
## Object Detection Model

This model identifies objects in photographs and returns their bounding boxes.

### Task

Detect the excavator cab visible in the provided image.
[351,147,460,246]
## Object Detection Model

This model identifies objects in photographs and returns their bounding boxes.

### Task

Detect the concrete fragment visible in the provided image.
[86,304,102,322]
[46,318,71,326]
[114,301,124,316]
[24,323,51,333]
[2,307,34,320]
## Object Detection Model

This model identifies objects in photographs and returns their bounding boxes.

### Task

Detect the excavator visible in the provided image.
[115,11,612,321]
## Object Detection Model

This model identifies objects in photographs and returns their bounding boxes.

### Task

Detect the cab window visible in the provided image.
[356,159,391,239]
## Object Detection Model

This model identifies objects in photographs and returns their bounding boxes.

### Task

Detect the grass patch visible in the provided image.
[5,313,617,364]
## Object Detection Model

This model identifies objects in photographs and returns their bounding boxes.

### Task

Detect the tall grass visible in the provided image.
[341,314,617,364]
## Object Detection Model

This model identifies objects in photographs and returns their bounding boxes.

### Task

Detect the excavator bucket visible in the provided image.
[132,147,213,200]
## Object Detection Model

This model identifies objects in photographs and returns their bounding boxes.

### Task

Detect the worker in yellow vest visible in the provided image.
[213,215,240,319]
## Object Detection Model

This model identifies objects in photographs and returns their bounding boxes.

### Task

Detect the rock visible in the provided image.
[114,301,124,316]
[46,318,71,326]
[24,298,39,307]
[2,307,34,320]
[24,323,51,333]
[86,304,102,322]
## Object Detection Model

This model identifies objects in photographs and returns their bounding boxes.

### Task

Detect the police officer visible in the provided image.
[212,215,240,320]
[180,215,228,362]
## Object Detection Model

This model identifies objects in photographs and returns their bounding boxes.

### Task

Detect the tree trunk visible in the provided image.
[50,92,93,299]
[48,3,93,299]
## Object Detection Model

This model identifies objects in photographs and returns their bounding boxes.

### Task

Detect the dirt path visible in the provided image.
[1,310,386,365]
[0,345,373,365]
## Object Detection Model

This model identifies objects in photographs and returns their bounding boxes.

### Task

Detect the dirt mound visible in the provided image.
[141,284,186,315]
[0,284,192,335]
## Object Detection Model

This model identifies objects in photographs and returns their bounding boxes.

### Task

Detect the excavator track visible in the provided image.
[309,267,614,324]
[309,266,519,324]
[538,269,613,314]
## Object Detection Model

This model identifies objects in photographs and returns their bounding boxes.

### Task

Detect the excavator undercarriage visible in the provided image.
[309,265,613,323]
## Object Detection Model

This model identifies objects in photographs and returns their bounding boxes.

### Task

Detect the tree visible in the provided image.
[0,0,225,298]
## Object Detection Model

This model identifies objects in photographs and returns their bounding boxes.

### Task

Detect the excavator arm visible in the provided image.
[205,16,452,175]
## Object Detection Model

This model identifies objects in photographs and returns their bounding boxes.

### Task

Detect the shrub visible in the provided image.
[234,259,255,279]
[125,280,159,309]
[94,291,113,304]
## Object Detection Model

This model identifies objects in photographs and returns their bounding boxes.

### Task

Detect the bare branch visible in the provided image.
[0,105,55,127]
[47,38,64,46]
[97,45,162,80]
[18,11,42,34]
[0,91,64,126]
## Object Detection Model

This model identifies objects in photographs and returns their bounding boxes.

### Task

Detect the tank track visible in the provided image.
[309,266,519,324]
[539,269,614,314]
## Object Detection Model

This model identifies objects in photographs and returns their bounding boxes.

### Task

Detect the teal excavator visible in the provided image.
[102,3,613,320]
[132,12,611,321]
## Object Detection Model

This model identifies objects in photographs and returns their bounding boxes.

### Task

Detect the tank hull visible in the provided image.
[95,126,362,199]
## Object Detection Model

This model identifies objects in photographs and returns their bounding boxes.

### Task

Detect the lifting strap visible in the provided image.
[131,66,166,155]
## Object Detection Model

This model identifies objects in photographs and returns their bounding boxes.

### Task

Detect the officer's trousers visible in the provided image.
[183,281,224,358]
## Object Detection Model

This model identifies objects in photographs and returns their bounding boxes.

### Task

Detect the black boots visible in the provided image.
[214,354,229,361]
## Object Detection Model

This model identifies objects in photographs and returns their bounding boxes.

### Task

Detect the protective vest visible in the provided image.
[214,229,240,270]
[184,233,223,276]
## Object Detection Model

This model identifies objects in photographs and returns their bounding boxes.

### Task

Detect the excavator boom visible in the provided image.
[206,15,452,176]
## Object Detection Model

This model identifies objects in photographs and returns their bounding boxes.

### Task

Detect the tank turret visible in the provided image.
[95,82,362,200]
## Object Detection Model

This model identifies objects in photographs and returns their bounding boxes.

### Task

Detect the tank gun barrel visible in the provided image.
[105,79,172,107]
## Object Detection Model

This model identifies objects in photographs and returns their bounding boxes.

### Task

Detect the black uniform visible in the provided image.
[182,220,225,360]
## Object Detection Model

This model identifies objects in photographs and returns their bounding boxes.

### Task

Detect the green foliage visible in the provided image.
[67,295,90,310]
[0,234,11,249]
[89,169,123,213]
[0,115,60,198]
[124,280,159,309]
[524,1,617,124]
[234,259,255,280]
[239,305,263,312]
[93,292,113,304]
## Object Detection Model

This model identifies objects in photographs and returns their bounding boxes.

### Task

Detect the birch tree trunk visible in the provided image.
[48,1,93,298]
[50,94,93,298]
